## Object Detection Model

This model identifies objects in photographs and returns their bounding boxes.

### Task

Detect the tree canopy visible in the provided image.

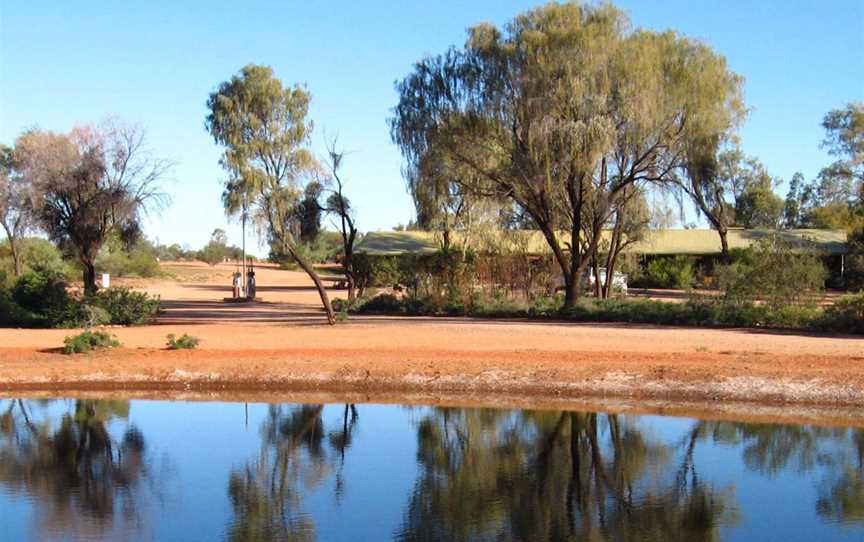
[390,2,744,306]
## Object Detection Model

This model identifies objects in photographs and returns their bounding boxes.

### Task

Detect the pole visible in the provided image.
[241,206,247,298]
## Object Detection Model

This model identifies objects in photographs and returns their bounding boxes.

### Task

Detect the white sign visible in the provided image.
[101,273,110,288]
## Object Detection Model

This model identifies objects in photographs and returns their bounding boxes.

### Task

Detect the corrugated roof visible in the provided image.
[355,229,849,256]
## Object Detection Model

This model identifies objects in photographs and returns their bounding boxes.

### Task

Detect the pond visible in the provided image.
[0,398,862,541]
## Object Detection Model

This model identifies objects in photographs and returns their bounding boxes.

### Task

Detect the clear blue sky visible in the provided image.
[1,1,862,253]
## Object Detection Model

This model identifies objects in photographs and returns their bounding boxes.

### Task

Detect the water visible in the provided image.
[0,399,862,541]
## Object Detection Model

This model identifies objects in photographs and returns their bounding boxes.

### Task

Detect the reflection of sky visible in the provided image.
[0,400,862,541]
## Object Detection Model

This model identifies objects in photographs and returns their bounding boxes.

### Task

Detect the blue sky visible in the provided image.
[1,1,862,254]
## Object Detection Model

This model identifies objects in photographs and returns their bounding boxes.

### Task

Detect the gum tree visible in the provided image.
[391,3,744,307]
[0,144,36,276]
[206,64,336,324]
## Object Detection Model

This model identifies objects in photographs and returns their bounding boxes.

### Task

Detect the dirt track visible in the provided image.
[0,262,862,414]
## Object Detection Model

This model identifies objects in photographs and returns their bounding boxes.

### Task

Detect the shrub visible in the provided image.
[12,270,70,316]
[166,333,200,350]
[715,236,827,310]
[358,293,405,314]
[57,301,112,329]
[62,330,120,354]
[0,288,38,327]
[820,292,864,334]
[96,248,161,278]
[640,256,695,289]
[93,287,161,325]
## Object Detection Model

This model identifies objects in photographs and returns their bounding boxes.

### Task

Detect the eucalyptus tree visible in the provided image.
[0,144,36,276]
[14,122,169,294]
[206,64,336,323]
[391,3,744,307]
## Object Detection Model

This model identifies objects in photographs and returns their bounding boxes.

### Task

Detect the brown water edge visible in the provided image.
[3,387,863,430]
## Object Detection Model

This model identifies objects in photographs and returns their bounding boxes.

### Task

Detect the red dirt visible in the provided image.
[1,262,862,416]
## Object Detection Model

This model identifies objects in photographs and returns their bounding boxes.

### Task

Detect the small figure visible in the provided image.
[232,269,242,299]
[246,261,256,300]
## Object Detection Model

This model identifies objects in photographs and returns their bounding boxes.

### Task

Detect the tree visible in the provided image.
[390,3,744,308]
[206,64,337,324]
[733,162,784,229]
[14,122,169,295]
[321,140,360,301]
[0,144,36,276]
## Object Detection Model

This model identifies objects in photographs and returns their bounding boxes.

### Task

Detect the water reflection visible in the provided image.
[227,404,359,542]
[396,409,735,541]
[0,399,150,540]
[0,399,861,541]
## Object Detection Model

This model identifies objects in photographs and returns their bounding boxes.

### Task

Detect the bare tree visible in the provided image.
[321,138,360,302]
[15,121,170,294]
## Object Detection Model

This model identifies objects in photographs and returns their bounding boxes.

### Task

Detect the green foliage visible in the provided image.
[272,232,343,268]
[819,292,864,334]
[96,247,161,278]
[12,269,69,316]
[715,236,827,309]
[349,290,860,334]
[56,301,112,329]
[92,287,161,325]
[62,330,120,354]
[166,333,200,350]
[638,256,695,289]
[0,288,38,327]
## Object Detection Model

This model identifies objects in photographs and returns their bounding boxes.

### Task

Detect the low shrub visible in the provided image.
[358,293,406,314]
[57,301,112,329]
[12,270,69,316]
[714,236,827,310]
[62,330,120,354]
[819,292,864,334]
[0,288,38,327]
[93,287,161,325]
[166,333,200,350]
[635,256,695,289]
[96,249,161,278]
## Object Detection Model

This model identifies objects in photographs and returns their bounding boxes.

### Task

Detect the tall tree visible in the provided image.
[14,122,169,294]
[0,144,36,276]
[206,64,336,324]
[390,3,743,307]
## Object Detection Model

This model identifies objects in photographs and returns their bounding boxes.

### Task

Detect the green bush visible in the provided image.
[715,236,827,310]
[0,288,38,327]
[62,330,120,354]
[96,248,161,278]
[12,270,70,316]
[93,287,161,325]
[638,256,695,289]
[57,301,112,329]
[820,292,864,334]
[358,293,405,314]
[166,333,200,350]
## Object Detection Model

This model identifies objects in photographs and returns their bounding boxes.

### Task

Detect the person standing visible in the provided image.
[246,261,256,299]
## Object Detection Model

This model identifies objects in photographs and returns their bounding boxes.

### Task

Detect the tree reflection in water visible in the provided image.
[227,403,359,542]
[690,421,864,525]
[0,399,148,540]
[396,408,736,542]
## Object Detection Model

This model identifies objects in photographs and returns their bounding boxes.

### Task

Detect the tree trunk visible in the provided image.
[287,244,336,325]
[718,226,730,261]
[563,273,578,309]
[83,260,98,296]
[1,224,22,276]
[9,238,22,277]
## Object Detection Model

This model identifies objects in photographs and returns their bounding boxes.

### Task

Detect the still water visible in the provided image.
[0,399,861,542]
